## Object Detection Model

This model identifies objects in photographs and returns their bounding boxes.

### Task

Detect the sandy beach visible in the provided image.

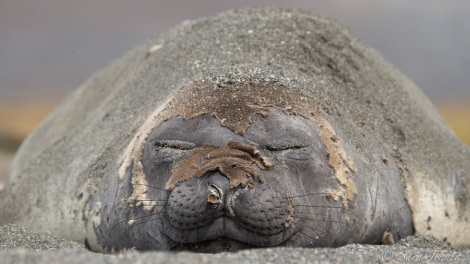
[0,224,468,263]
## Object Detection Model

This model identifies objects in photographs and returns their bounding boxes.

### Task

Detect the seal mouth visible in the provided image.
[169,238,256,252]
[162,215,296,251]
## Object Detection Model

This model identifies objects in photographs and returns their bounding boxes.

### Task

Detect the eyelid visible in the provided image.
[262,143,307,151]
[155,140,196,150]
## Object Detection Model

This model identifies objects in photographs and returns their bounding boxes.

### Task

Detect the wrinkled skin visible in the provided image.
[92,108,413,252]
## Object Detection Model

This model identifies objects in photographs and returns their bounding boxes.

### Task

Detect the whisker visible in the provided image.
[292,209,342,220]
[287,193,344,199]
[111,210,165,231]
[297,230,320,242]
[126,215,164,230]
[292,215,343,224]
[147,231,164,243]
[295,223,325,235]
[260,232,273,245]
[271,192,343,200]
[127,211,165,222]
[271,193,363,206]
[291,211,329,217]
[133,183,170,192]
[294,222,325,239]
[133,199,168,203]
[294,204,346,209]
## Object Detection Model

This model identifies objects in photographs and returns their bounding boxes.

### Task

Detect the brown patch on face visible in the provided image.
[165,141,274,190]
[165,81,296,136]
[285,196,294,228]
[315,119,358,208]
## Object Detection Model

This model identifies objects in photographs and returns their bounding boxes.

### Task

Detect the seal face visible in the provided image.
[92,81,413,252]
[144,111,331,251]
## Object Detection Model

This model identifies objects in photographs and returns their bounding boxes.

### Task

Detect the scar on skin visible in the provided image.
[120,79,356,208]
[166,141,274,190]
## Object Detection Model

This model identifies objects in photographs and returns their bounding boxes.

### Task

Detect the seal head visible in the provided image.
[91,80,413,251]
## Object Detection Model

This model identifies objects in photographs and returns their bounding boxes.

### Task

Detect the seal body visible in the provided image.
[0,8,469,252]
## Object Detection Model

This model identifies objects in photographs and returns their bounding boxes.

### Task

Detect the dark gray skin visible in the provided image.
[94,108,412,252]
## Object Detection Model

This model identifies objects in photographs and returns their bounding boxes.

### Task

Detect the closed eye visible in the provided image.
[262,143,307,151]
[155,140,196,150]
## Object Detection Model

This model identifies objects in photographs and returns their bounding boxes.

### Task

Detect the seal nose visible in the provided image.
[206,172,230,206]
[166,171,233,230]
[207,184,222,204]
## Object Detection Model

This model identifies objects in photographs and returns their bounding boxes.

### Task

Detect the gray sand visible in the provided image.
[0,224,468,263]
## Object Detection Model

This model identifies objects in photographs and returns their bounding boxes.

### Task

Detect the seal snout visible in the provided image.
[166,169,292,241]
[205,171,229,206]
[163,140,294,246]
[166,171,230,230]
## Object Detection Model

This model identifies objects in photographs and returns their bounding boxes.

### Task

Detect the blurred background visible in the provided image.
[1,0,469,184]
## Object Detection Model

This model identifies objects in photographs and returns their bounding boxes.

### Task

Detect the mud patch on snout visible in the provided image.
[166,141,274,190]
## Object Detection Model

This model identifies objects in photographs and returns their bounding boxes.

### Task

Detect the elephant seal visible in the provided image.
[0,8,469,252]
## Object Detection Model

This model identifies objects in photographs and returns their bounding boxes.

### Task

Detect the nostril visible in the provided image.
[207,193,219,204]
[207,184,222,204]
